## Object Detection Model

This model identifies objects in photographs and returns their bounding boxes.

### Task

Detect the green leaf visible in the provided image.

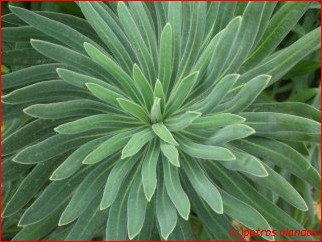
[3,48,52,66]
[24,99,109,119]
[30,40,111,81]
[225,2,266,73]
[219,188,274,241]
[283,60,321,79]
[18,166,91,226]
[176,2,206,80]
[13,203,66,240]
[167,216,195,240]
[3,159,59,217]
[85,82,124,107]
[83,42,141,103]
[221,148,268,177]
[127,176,147,239]
[9,6,92,53]
[165,111,201,131]
[117,98,150,123]
[141,139,160,201]
[153,79,166,113]
[2,26,53,42]
[3,80,90,104]
[233,137,320,189]
[117,2,156,81]
[106,164,140,240]
[159,23,172,95]
[55,114,140,134]
[160,142,180,167]
[166,71,199,116]
[167,2,181,79]
[181,155,223,214]
[2,158,32,183]
[132,64,154,109]
[59,158,114,225]
[128,2,159,71]
[211,2,236,36]
[2,119,59,156]
[189,113,245,130]
[242,2,311,71]
[57,68,118,91]
[162,156,190,220]
[83,129,138,165]
[246,163,308,211]
[50,137,106,180]
[121,128,154,159]
[13,133,94,164]
[200,16,241,89]
[191,74,239,113]
[239,27,320,86]
[243,112,320,143]
[178,135,235,161]
[183,177,233,240]
[247,102,320,122]
[207,163,314,240]
[100,155,140,210]
[152,122,178,146]
[2,63,63,90]
[150,97,162,123]
[215,74,271,113]
[208,124,255,144]
[156,164,177,240]
[66,192,108,240]
[78,2,134,73]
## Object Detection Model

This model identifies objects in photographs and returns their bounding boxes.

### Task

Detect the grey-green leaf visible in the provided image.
[167,71,199,115]
[152,122,178,146]
[117,98,150,123]
[181,155,223,214]
[122,128,154,159]
[178,136,235,161]
[162,156,190,220]
[208,124,255,144]
[156,164,177,240]
[100,155,140,210]
[160,142,180,167]
[127,176,147,239]
[141,139,160,201]
[83,129,138,165]
[159,23,173,95]
[165,111,202,131]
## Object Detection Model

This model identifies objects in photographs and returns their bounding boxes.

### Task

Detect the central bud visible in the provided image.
[150,97,163,123]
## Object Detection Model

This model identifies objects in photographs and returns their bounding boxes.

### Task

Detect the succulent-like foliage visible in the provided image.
[2,2,321,240]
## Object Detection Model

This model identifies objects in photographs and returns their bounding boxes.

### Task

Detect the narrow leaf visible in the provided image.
[152,122,178,146]
[117,98,150,123]
[165,111,202,131]
[85,82,124,107]
[100,155,139,210]
[163,156,190,220]
[132,64,154,109]
[178,135,235,161]
[122,128,154,159]
[159,23,173,95]
[83,129,138,165]
[141,139,160,201]
[208,124,255,144]
[59,159,113,225]
[181,155,223,214]
[156,164,177,240]
[127,176,147,239]
[167,71,199,115]
[160,142,180,167]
